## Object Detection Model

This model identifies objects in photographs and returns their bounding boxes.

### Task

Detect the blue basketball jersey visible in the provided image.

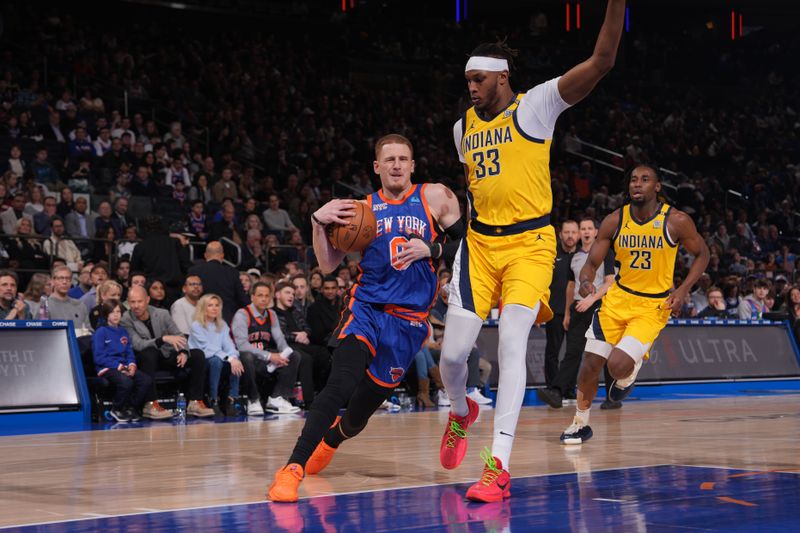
[352,184,439,312]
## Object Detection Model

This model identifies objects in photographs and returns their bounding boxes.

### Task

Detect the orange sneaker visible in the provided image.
[306,415,341,475]
[306,441,337,475]
[465,448,511,503]
[439,397,479,470]
[267,463,304,502]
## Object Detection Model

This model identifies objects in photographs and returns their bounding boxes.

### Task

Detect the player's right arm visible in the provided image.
[557,0,626,106]
[578,209,620,297]
[311,199,355,274]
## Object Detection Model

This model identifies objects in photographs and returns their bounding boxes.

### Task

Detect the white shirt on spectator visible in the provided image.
[170,297,198,336]
[263,208,296,232]
[111,127,136,140]
[94,138,112,157]
[165,166,191,188]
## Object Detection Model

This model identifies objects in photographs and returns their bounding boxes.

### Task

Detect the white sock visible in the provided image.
[491,303,538,469]
[576,407,591,426]
[439,305,484,417]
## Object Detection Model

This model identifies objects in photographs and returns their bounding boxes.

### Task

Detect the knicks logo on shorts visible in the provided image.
[390,367,405,382]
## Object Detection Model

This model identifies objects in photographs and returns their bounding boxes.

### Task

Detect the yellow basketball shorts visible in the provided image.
[585,284,671,357]
[449,225,556,323]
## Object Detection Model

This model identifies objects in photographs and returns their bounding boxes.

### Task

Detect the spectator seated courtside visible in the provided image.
[231,281,301,415]
[188,294,244,417]
[122,285,214,419]
[92,299,152,422]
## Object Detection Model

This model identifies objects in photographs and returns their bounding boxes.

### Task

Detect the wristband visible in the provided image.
[311,213,324,226]
[408,234,442,259]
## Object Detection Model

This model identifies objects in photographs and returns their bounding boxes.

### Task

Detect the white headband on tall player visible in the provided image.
[464,56,509,72]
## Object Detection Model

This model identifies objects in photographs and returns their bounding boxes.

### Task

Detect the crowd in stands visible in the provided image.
[0,3,799,415]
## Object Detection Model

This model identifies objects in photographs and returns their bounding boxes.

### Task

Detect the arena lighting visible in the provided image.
[739,13,743,37]
[625,6,630,33]
[566,3,570,32]
[576,3,580,30]
[731,10,735,40]
[342,0,346,12]
[456,0,467,23]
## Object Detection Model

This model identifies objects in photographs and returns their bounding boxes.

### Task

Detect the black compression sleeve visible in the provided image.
[440,218,466,269]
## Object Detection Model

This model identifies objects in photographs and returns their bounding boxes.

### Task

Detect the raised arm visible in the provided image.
[557,0,626,105]
[311,199,357,274]
[578,210,619,297]
[664,210,710,315]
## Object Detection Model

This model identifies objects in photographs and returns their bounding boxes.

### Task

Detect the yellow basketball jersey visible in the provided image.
[461,93,553,225]
[612,203,678,297]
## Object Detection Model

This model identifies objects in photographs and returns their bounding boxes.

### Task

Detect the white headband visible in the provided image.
[465,56,509,72]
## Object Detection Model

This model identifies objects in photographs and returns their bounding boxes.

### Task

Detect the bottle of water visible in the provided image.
[37,296,49,320]
[397,388,413,411]
[176,393,187,420]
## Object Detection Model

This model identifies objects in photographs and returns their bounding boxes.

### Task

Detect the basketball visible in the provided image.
[327,201,377,252]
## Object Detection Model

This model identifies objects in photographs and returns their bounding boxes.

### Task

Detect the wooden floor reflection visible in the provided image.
[1,394,799,528]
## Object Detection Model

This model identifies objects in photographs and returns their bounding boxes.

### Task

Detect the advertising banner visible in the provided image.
[476,321,800,387]
[0,323,80,410]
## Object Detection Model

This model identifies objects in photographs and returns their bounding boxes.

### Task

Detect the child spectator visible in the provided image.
[172,180,187,205]
[92,299,152,422]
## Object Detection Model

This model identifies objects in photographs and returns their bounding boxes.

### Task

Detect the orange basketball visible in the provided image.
[327,201,377,252]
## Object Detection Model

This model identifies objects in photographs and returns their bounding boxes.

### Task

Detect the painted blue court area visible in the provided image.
[6,465,798,532]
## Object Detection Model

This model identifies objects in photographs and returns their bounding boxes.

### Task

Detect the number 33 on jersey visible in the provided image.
[459,94,554,226]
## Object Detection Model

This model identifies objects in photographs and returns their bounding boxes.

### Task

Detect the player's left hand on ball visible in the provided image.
[315,199,357,226]
[395,238,431,265]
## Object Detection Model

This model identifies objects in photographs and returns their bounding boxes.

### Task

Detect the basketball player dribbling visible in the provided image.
[437,0,628,503]
[268,134,464,502]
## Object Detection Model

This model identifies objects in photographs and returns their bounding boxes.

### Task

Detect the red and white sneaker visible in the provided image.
[439,397,479,470]
[465,449,511,503]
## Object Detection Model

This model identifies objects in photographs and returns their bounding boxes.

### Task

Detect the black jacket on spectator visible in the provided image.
[273,305,312,342]
[131,234,189,292]
[6,237,48,288]
[56,200,74,219]
[548,243,573,316]
[697,307,729,319]
[100,150,130,171]
[307,297,341,346]
[207,220,241,243]
[188,259,249,324]
[130,177,159,197]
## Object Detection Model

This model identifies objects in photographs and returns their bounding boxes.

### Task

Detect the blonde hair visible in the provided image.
[97,280,123,305]
[23,273,50,300]
[375,133,413,160]
[193,294,225,331]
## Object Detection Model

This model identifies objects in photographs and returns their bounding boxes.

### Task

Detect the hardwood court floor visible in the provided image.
[1,394,799,529]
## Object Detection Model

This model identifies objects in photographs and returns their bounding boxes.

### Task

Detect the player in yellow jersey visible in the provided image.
[437,0,627,503]
[560,165,710,444]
